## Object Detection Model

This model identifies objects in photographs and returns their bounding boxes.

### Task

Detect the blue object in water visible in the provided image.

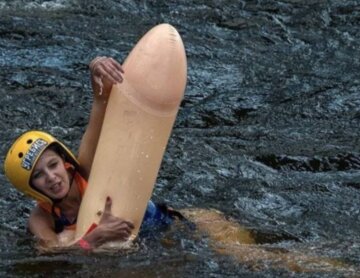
[141,200,174,229]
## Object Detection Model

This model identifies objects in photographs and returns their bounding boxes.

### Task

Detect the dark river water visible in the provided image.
[0,0,360,277]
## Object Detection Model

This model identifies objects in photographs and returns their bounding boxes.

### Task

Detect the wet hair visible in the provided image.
[46,144,67,161]
[46,143,82,177]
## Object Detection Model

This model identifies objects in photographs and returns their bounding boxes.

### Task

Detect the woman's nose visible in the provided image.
[45,169,56,182]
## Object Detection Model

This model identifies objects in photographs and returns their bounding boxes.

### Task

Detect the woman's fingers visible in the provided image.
[93,63,120,84]
[104,196,112,213]
[108,57,124,73]
[104,61,123,83]
[111,219,134,231]
[124,220,135,230]
[90,56,124,84]
[89,56,106,71]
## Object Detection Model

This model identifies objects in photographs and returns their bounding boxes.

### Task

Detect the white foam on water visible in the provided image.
[26,0,72,10]
[0,0,75,11]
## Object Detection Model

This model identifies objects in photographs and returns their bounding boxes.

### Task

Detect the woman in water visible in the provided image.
[4,57,177,251]
[4,57,348,273]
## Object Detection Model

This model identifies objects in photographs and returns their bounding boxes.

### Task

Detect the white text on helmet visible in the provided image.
[21,139,48,171]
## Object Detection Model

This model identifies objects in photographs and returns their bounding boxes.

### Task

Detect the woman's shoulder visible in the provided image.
[31,203,51,218]
[28,204,58,243]
[36,201,52,214]
[29,204,54,228]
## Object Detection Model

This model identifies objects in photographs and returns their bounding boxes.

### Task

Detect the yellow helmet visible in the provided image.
[4,130,79,204]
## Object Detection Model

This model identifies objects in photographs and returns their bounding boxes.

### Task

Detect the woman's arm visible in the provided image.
[77,57,124,179]
[29,207,79,253]
[28,206,67,252]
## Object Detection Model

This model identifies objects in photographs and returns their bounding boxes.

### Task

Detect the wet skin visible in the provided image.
[31,149,71,200]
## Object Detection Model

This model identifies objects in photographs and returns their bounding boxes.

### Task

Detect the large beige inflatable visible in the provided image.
[75,24,187,240]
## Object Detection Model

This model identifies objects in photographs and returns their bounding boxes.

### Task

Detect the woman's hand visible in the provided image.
[83,197,134,248]
[98,197,134,241]
[89,57,124,100]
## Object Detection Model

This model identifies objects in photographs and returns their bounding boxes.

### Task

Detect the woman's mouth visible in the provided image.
[51,182,63,194]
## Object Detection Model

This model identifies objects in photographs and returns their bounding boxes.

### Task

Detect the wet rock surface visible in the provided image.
[0,0,359,277]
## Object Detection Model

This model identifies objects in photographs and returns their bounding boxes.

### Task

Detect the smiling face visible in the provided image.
[30,148,71,201]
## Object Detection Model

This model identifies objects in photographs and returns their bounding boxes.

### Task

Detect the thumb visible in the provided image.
[104,196,112,213]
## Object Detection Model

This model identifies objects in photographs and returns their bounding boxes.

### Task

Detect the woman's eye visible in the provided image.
[32,172,42,179]
[49,161,58,168]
